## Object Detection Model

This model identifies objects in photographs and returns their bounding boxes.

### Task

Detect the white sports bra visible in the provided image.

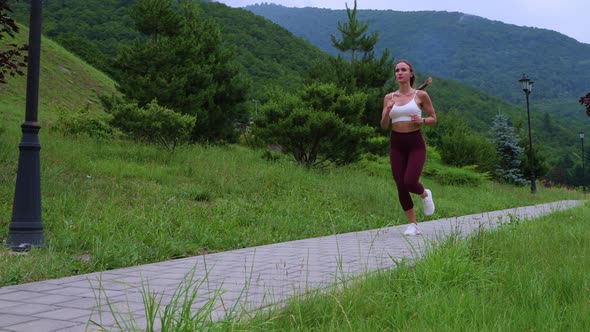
[389,90,421,124]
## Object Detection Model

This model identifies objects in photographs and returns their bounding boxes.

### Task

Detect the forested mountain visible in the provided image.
[245,4,590,104]
[10,0,328,96]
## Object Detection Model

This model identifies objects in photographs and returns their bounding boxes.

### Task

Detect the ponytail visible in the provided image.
[417,77,432,90]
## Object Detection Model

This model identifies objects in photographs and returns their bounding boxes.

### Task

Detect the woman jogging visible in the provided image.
[380,60,437,236]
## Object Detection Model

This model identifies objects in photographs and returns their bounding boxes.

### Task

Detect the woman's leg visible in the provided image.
[403,134,426,196]
[404,133,435,215]
[390,144,414,212]
[403,207,418,224]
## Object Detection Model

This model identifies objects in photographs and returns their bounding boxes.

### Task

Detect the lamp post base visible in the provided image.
[6,122,45,252]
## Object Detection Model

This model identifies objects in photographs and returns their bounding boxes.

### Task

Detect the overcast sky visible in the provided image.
[213,0,589,44]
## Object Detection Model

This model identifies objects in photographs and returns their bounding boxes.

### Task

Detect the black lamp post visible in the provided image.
[581,131,586,193]
[519,74,537,193]
[6,0,45,251]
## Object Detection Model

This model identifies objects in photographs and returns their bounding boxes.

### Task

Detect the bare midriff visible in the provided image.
[392,121,421,133]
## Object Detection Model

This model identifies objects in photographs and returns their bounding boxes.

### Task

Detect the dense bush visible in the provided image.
[363,135,389,156]
[432,111,498,174]
[254,82,373,167]
[423,163,488,186]
[55,105,116,139]
[106,98,195,151]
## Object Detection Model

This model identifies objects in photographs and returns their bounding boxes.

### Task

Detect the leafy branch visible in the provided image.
[0,0,28,84]
[580,92,590,116]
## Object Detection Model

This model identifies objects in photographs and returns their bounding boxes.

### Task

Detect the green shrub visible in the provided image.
[440,130,497,174]
[363,135,389,155]
[424,163,487,186]
[352,153,391,177]
[239,132,265,149]
[107,99,196,151]
[254,83,372,167]
[426,145,442,162]
[54,105,115,139]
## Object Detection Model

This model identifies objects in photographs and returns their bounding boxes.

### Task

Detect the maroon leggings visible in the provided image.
[389,130,426,211]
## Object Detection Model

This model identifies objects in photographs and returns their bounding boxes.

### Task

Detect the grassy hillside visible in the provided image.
[0,25,118,131]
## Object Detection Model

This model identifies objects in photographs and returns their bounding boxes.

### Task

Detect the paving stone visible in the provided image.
[47,324,87,332]
[0,315,36,328]
[0,291,42,302]
[0,301,15,310]
[41,288,96,298]
[22,294,80,306]
[3,319,78,332]
[0,303,58,316]
[32,308,93,321]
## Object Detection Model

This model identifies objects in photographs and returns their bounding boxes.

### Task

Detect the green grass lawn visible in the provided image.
[0,129,584,287]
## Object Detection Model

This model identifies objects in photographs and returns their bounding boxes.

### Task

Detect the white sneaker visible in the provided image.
[404,223,421,236]
[423,189,435,216]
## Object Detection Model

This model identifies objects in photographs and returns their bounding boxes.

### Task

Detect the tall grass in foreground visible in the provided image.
[0,130,584,287]
[222,205,589,331]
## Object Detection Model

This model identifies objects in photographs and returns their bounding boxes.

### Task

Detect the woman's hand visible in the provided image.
[410,114,422,123]
[384,98,394,110]
[381,94,394,129]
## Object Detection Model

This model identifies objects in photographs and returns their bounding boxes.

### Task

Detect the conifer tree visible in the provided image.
[254,82,372,167]
[116,0,249,142]
[490,113,527,185]
[330,0,378,64]
[129,0,180,44]
[314,0,393,128]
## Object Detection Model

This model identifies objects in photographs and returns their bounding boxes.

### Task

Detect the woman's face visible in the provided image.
[395,62,413,83]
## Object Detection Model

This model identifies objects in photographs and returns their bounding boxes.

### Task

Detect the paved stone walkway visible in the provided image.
[0,200,583,331]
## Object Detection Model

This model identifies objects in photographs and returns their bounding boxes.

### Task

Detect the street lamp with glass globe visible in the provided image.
[519,74,537,193]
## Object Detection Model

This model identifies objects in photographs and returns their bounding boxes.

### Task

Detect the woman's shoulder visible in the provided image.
[416,89,431,99]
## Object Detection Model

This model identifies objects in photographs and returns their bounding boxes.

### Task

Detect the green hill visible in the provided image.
[0,25,118,129]
[9,0,329,98]
[245,4,590,104]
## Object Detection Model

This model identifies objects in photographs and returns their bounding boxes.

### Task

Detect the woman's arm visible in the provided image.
[381,93,393,129]
[417,90,437,126]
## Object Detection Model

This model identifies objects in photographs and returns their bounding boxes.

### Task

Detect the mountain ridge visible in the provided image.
[244,4,590,104]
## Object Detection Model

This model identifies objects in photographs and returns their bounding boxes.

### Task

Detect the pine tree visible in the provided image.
[129,0,180,44]
[313,0,394,128]
[490,113,527,185]
[116,0,249,142]
[254,82,373,167]
[330,0,378,64]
